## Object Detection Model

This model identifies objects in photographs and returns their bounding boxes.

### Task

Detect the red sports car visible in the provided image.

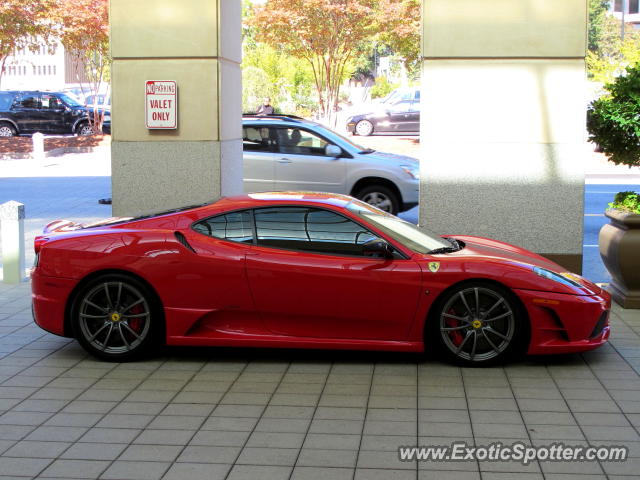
[31,192,611,365]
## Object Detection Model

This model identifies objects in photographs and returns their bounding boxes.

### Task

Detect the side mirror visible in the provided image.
[325,144,342,157]
[362,238,393,259]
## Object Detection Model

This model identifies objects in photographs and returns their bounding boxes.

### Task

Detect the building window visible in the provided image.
[631,0,639,14]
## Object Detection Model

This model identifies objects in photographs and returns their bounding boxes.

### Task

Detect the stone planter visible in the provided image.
[599,209,640,308]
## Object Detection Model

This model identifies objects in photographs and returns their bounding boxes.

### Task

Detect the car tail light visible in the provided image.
[34,236,49,254]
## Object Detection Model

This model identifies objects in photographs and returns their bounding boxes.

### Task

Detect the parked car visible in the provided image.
[0,90,110,136]
[31,192,611,365]
[84,94,110,111]
[346,87,421,136]
[243,114,418,214]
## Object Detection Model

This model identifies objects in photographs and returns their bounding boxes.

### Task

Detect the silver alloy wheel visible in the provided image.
[78,281,151,354]
[0,125,15,137]
[355,119,374,136]
[78,123,94,135]
[439,287,515,362]
[361,191,393,212]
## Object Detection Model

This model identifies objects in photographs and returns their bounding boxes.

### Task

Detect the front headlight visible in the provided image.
[533,267,583,288]
[400,165,420,180]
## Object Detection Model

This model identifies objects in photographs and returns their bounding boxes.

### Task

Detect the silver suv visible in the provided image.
[242,115,419,214]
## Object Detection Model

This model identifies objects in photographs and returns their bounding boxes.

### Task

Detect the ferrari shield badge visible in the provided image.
[428,262,440,273]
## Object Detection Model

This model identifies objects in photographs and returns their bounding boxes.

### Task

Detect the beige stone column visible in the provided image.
[109,0,242,216]
[420,0,587,272]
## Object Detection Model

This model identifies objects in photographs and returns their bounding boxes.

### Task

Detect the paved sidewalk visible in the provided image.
[0,281,639,479]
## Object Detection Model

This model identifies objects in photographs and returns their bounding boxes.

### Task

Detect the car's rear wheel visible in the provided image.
[76,122,94,136]
[0,122,16,137]
[355,185,400,214]
[430,282,527,366]
[71,274,161,361]
[355,119,374,136]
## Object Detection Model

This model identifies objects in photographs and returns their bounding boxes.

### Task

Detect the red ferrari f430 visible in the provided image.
[31,192,611,365]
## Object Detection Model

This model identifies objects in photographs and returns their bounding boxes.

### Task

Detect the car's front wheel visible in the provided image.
[430,282,528,366]
[355,185,400,214]
[354,119,374,136]
[71,274,162,361]
[0,122,16,137]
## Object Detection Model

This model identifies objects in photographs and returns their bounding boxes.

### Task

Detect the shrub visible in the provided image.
[608,191,640,214]
[370,77,398,99]
[587,63,640,168]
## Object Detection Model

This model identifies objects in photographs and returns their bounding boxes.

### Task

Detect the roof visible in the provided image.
[222,191,355,209]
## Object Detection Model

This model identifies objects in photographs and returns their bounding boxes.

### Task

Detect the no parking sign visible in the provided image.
[145,80,177,129]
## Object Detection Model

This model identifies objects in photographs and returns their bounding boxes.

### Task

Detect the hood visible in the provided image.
[432,235,602,295]
[366,150,419,166]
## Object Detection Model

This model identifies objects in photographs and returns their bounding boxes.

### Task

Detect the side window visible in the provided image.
[193,211,253,244]
[42,95,63,109]
[14,94,40,109]
[254,207,378,256]
[276,128,330,156]
[243,126,275,152]
[0,93,14,111]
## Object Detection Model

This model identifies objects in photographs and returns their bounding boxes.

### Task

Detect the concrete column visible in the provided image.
[1,201,25,284]
[420,0,587,272]
[110,0,242,216]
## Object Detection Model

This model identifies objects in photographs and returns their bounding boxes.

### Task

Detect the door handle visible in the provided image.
[278,158,292,164]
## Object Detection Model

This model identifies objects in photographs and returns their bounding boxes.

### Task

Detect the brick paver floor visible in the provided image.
[0,279,639,479]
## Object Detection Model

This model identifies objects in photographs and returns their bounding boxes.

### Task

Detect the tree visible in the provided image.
[0,0,57,88]
[587,63,640,168]
[54,0,110,132]
[375,0,421,77]
[251,0,376,121]
[587,15,640,83]
[589,0,611,53]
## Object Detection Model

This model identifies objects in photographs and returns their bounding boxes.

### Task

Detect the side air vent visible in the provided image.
[174,232,196,253]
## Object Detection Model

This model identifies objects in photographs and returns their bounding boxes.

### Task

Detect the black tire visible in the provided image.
[70,274,163,361]
[76,121,94,136]
[354,119,374,136]
[0,122,16,137]
[355,184,400,215]
[428,281,528,367]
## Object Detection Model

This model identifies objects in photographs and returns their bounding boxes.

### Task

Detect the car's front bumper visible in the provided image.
[515,288,611,355]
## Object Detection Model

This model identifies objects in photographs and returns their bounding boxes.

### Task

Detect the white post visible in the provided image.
[0,201,26,284]
[32,132,44,161]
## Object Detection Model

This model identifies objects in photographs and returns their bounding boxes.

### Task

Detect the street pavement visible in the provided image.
[0,149,639,479]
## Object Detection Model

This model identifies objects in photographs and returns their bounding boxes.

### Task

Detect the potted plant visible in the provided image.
[587,63,640,308]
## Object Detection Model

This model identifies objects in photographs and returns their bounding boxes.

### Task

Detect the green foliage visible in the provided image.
[588,0,610,53]
[608,191,640,213]
[587,63,640,168]
[242,43,316,115]
[370,77,398,99]
[587,15,640,83]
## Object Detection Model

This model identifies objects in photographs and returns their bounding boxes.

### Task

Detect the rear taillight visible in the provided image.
[34,236,49,254]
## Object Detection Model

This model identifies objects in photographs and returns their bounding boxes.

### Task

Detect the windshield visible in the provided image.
[58,93,82,107]
[347,201,450,253]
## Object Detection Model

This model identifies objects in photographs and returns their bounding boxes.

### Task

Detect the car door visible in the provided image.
[40,94,67,133]
[10,93,42,133]
[243,125,276,193]
[406,97,421,132]
[245,206,423,340]
[273,127,346,193]
[388,100,414,132]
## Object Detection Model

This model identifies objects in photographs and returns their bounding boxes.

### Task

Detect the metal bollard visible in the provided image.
[0,201,26,284]
[32,132,44,160]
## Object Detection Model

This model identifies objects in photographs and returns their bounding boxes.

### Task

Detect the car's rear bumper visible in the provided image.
[515,288,611,355]
[31,269,75,337]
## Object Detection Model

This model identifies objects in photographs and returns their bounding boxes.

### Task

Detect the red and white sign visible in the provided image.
[145,80,177,129]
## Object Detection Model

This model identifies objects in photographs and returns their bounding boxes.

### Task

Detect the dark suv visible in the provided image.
[0,90,111,137]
